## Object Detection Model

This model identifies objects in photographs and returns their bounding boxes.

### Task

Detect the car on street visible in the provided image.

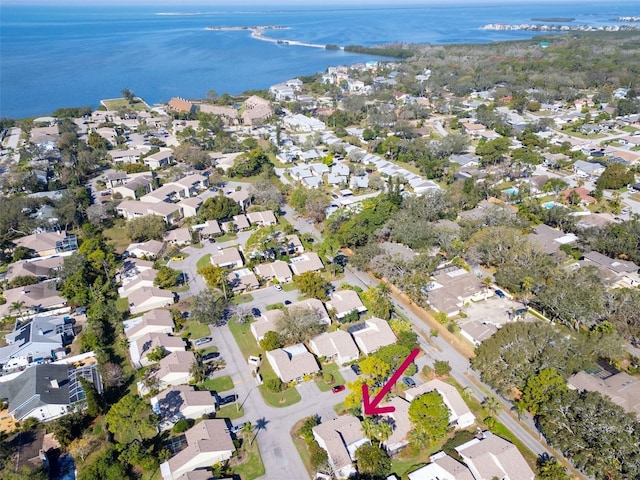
[229,422,249,434]
[402,376,416,388]
[350,364,361,375]
[495,289,506,298]
[251,307,261,318]
[284,300,292,305]
[193,337,212,346]
[273,284,282,291]
[218,394,237,406]
[515,308,527,316]
[331,385,345,393]
[201,352,220,362]
[171,255,184,261]
[208,237,216,243]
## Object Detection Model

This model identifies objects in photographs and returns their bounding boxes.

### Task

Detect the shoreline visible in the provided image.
[206,25,341,50]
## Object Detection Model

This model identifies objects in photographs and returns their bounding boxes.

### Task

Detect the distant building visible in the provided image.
[168,97,195,114]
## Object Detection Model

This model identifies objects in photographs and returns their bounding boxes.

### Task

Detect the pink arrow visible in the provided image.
[362,348,420,415]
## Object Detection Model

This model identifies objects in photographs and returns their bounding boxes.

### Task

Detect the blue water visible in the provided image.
[50,454,76,480]
[504,187,519,196]
[543,201,559,209]
[1,2,639,118]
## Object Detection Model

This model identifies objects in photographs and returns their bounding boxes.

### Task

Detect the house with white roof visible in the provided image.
[405,379,476,429]
[350,317,396,355]
[250,310,283,341]
[132,332,186,368]
[380,397,412,454]
[164,227,192,246]
[128,287,174,315]
[326,290,367,320]
[160,420,235,480]
[573,159,605,178]
[266,344,320,383]
[126,239,164,259]
[312,415,370,480]
[227,268,259,292]
[309,330,359,366]
[408,451,474,480]
[118,268,158,298]
[247,210,277,227]
[144,149,173,169]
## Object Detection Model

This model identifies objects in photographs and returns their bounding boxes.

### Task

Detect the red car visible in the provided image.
[331,385,345,393]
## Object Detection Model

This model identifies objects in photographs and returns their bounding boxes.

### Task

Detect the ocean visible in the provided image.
[1,1,638,119]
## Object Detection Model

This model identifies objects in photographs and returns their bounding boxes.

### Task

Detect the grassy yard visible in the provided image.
[315,362,346,392]
[116,297,130,314]
[216,403,245,420]
[101,97,148,111]
[201,375,234,393]
[217,232,238,242]
[231,293,254,305]
[181,319,211,340]
[227,319,301,407]
[232,432,265,480]
[103,224,131,253]
[391,457,428,479]
[196,254,211,271]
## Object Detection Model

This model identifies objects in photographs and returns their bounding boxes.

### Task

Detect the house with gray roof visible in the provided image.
[326,290,366,320]
[265,344,319,383]
[573,159,605,178]
[350,317,396,355]
[312,415,369,480]
[309,330,359,366]
[528,224,578,256]
[151,385,217,429]
[0,363,102,422]
[408,451,474,480]
[568,370,640,420]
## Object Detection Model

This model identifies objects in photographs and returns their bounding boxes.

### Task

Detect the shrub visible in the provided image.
[434,360,452,377]
[265,377,282,393]
[172,419,191,433]
[323,373,334,385]
[422,365,433,378]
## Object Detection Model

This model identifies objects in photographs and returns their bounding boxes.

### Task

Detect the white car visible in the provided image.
[273,284,282,291]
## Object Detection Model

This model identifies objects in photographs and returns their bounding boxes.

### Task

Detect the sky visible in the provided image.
[1,0,586,5]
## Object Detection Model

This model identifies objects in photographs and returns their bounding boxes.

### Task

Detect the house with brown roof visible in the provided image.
[198,104,238,123]
[173,174,209,197]
[210,247,243,269]
[527,224,578,256]
[133,332,186,368]
[284,234,304,254]
[312,415,370,479]
[144,149,174,169]
[117,200,182,224]
[405,379,476,429]
[254,260,293,284]
[228,190,251,211]
[13,231,77,257]
[380,397,412,454]
[156,350,196,388]
[164,227,192,246]
[109,148,147,165]
[408,451,475,480]
[454,432,535,480]
[227,268,259,292]
[151,385,217,429]
[350,317,396,355]
[561,187,596,205]
[265,344,319,383]
[124,309,174,342]
[241,95,273,126]
[0,281,66,318]
[194,220,221,238]
[128,287,174,315]
[568,370,640,420]
[289,252,324,275]
[113,175,154,199]
[250,310,283,341]
[6,256,64,282]
[309,330,359,366]
[424,268,485,318]
[168,97,196,114]
[160,419,235,480]
[178,197,203,219]
[326,289,367,320]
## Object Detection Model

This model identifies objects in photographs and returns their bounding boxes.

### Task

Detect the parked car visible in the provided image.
[229,422,249,434]
[201,352,220,362]
[273,284,282,291]
[251,307,261,318]
[350,364,361,375]
[208,237,216,243]
[171,256,184,261]
[331,385,345,393]
[194,337,212,346]
[495,289,506,298]
[515,308,527,316]
[218,394,237,406]
[402,377,416,388]
[284,300,292,305]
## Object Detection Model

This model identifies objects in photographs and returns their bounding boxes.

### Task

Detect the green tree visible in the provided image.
[190,288,229,326]
[359,356,391,383]
[259,331,283,351]
[154,266,181,288]
[520,368,567,414]
[434,360,451,377]
[197,264,230,295]
[78,376,103,417]
[51,413,87,450]
[408,391,450,446]
[126,215,166,242]
[275,305,327,345]
[198,194,242,221]
[476,137,511,165]
[362,417,393,443]
[106,393,156,444]
[354,444,392,480]
[293,271,330,301]
[537,456,571,480]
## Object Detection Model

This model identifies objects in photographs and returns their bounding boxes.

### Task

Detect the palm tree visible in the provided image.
[10,300,26,318]
[482,396,502,418]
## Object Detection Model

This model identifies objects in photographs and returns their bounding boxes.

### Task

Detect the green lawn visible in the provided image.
[232,433,265,480]
[217,232,238,242]
[227,319,301,407]
[231,293,254,305]
[181,319,211,340]
[315,362,346,392]
[103,224,131,253]
[216,403,245,420]
[116,297,130,313]
[196,254,211,271]
[391,457,428,479]
[201,375,234,393]
[101,97,148,111]
[291,427,314,477]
